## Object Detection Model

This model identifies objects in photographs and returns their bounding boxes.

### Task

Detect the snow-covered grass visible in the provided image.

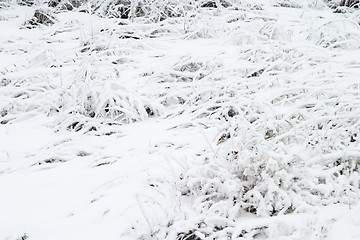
[1,0,360,239]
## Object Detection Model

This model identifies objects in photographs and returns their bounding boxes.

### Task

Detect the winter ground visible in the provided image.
[1,1,360,239]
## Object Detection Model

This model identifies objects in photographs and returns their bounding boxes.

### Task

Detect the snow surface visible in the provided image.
[1,1,360,239]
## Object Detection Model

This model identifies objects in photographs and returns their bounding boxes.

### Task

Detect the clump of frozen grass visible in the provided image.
[16,0,329,22]
[22,8,57,28]
[308,18,360,49]
[325,0,359,8]
[63,80,163,123]
[46,0,228,21]
[48,0,84,11]
[0,73,163,133]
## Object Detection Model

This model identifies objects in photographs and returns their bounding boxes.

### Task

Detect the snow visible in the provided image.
[1,0,360,239]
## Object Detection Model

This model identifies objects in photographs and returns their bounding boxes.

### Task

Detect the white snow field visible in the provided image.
[1,0,360,239]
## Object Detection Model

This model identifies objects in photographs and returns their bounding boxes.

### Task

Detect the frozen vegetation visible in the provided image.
[0,0,360,239]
